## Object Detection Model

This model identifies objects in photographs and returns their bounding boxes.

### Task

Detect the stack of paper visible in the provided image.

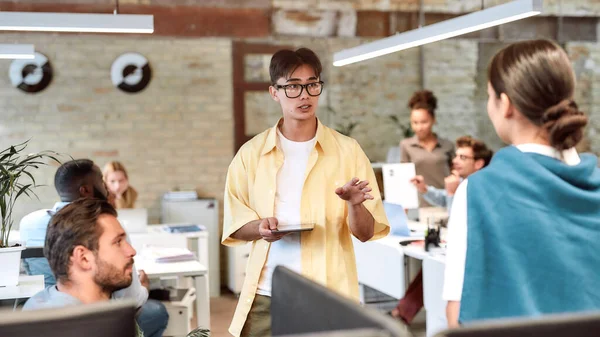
[163,191,198,201]
[382,163,419,209]
[142,246,196,263]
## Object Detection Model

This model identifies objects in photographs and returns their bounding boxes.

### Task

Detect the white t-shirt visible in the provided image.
[256,129,316,297]
[442,144,580,301]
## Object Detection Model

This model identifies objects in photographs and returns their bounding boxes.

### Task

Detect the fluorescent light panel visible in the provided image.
[0,44,35,59]
[333,0,542,66]
[0,12,153,34]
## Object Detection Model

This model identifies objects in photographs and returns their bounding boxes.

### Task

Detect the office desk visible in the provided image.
[0,275,45,310]
[422,254,446,337]
[354,221,426,299]
[147,225,209,283]
[353,225,447,337]
[135,258,210,330]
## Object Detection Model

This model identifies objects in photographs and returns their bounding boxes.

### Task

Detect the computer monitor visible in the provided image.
[282,328,393,337]
[434,311,600,337]
[271,266,410,337]
[0,301,136,337]
[117,208,148,233]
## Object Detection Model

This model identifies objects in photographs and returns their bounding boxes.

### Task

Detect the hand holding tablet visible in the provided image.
[270,223,315,234]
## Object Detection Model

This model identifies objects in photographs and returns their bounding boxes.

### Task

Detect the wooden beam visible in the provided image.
[0,2,272,37]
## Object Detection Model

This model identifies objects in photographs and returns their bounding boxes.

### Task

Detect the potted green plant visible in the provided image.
[389,115,414,139]
[0,140,59,287]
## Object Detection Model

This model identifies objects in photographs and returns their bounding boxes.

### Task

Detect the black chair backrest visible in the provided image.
[434,311,600,337]
[271,266,411,337]
[0,300,136,337]
[21,247,45,259]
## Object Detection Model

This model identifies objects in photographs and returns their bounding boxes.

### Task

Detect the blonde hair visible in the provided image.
[102,161,138,209]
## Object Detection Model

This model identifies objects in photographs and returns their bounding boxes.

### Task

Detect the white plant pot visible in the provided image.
[0,243,25,287]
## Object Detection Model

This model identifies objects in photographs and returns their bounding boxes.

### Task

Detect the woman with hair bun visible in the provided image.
[443,39,600,327]
[400,90,455,207]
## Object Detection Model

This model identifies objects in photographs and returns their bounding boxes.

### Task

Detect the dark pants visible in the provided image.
[137,299,169,337]
[394,270,424,324]
[241,295,272,337]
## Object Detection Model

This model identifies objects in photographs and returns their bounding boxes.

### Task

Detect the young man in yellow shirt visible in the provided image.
[222,47,390,337]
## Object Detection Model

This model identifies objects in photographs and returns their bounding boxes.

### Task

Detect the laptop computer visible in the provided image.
[117,208,148,233]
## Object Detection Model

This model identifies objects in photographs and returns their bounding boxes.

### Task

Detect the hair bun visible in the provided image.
[542,99,588,151]
[408,90,437,116]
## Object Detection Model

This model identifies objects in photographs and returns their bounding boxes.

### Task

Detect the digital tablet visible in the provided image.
[271,223,315,234]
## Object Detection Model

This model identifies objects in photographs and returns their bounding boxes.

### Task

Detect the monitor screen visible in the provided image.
[0,301,136,337]
[436,311,600,337]
[271,266,410,337]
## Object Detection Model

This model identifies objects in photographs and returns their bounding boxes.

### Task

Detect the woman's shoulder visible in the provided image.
[400,136,417,147]
[437,136,454,149]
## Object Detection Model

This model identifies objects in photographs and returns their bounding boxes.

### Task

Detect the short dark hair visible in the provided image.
[269,47,322,84]
[456,136,494,167]
[45,198,117,283]
[54,159,97,198]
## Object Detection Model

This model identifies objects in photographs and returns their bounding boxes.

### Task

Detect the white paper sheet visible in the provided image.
[382,163,419,209]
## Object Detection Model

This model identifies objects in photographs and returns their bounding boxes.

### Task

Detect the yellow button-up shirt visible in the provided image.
[222,119,390,337]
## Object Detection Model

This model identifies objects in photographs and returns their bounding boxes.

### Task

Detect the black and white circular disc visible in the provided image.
[9,52,53,94]
[111,52,152,93]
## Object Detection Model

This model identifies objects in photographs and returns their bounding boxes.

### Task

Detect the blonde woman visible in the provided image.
[103,161,138,209]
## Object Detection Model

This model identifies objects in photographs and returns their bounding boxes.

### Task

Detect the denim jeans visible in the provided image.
[137,299,169,337]
[23,257,56,287]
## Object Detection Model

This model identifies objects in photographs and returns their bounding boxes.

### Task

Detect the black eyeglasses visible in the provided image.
[455,154,475,161]
[274,81,324,98]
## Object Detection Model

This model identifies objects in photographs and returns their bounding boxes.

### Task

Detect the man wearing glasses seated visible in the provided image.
[222,47,390,337]
[410,136,494,212]
[390,135,493,324]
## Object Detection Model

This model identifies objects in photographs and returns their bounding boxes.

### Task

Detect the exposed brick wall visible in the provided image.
[424,40,479,145]
[567,42,600,154]
[3,0,600,290]
[0,34,233,225]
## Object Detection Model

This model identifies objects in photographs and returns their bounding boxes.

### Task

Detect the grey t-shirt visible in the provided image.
[23,285,81,310]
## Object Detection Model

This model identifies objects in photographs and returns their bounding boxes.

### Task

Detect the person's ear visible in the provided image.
[79,184,93,198]
[499,93,514,119]
[269,85,280,103]
[474,158,485,171]
[71,245,94,272]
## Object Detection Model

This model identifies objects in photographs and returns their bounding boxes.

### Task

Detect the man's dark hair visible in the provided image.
[269,47,323,84]
[456,136,494,167]
[54,159,97,199]
[44,198,117,283]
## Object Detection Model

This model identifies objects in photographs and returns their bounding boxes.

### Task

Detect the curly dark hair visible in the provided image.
[408,90,438,118]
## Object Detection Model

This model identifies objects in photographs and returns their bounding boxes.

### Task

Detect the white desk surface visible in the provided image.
[0,275,45,300]
[134,258,207,278]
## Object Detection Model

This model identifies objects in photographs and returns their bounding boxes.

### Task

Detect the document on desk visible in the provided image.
[140,246,196,263]
[382,163,419,209]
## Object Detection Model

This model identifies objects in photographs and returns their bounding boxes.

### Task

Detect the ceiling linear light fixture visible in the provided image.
[0,44,35,59]
[333,0,542,67]
[0,2,153,34]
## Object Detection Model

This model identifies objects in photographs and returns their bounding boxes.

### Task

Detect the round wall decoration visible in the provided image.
[111,52,152,93]
[9,52,53,94]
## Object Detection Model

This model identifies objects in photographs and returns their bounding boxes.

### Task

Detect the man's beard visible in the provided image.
[93,255,134,295]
